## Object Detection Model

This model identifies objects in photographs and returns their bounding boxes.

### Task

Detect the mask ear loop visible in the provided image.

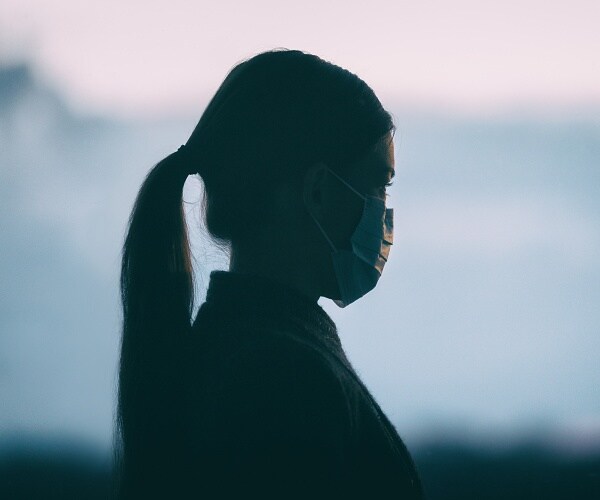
[326,167,367,200]
[304,167,365,254]
[307,209,339,254]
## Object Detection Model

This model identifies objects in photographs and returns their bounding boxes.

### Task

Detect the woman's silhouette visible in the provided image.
[117,48,424,499]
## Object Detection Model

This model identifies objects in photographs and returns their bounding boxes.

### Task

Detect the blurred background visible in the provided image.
[1,1,599,498]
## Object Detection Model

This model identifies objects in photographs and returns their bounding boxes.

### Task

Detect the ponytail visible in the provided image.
[116,149,195,498]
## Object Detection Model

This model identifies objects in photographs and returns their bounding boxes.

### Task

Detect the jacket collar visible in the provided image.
[195,270,343,355]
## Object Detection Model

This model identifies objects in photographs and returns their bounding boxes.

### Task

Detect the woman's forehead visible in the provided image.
[377,133,395,168]
[351,136,395,181]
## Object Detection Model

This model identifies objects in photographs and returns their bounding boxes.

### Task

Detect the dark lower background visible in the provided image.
[1,436,598,499]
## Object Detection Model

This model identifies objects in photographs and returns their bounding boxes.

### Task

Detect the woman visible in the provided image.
[117,49,424,499]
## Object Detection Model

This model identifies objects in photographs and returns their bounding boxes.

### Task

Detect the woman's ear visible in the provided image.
[303,161,329,219]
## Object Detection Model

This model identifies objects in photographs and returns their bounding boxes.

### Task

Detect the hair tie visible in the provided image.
[176,144,198,176]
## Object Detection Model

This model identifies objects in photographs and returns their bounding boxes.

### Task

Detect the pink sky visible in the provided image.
[1,0,599,117]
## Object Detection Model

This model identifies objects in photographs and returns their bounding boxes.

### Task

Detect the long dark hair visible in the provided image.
[116,48,395,498]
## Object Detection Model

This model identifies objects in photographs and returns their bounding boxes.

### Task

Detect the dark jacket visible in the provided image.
[186,270,424,499]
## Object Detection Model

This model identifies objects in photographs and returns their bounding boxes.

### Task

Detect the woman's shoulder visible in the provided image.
[190,325,352,415]
[195,325,344,392]
[188,325,353,449]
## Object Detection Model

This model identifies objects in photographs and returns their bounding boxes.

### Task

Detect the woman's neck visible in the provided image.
[229,236,321,304]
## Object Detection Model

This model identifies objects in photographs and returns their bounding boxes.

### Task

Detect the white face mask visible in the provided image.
[307,167,394,308]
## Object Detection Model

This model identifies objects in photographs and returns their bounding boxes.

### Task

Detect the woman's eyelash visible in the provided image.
[385,181,394,188]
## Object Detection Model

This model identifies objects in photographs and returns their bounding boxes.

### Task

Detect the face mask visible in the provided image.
[307,167,394,308]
